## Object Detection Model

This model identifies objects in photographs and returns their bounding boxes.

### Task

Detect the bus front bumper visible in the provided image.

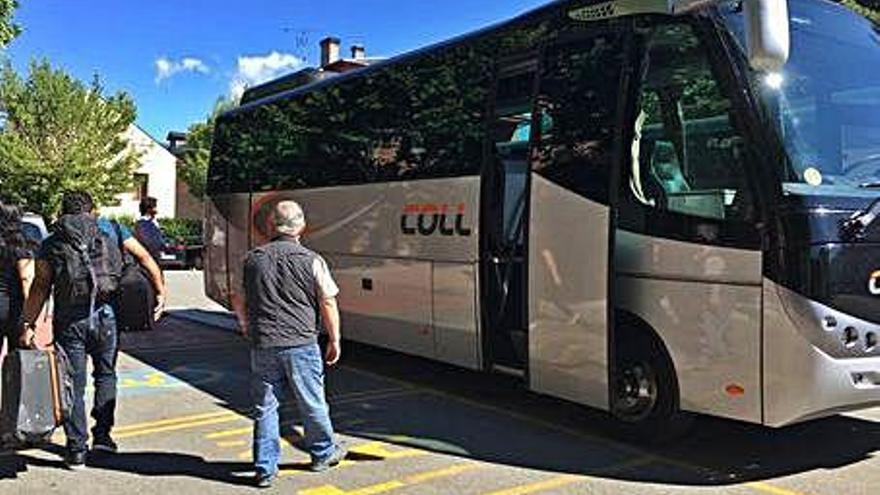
[763,281,880,426]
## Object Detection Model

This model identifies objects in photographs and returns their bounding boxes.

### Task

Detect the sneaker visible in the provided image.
[64,450,87,470]
[92,435,118,453]
[310,445,347,473]
[254,473,275,489]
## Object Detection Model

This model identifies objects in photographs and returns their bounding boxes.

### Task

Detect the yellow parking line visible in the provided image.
[217,440,248,448]
[351,442,427,460]
[746,482,810,495]
[277,442,427,478]
[483,475,580,495]
[340,366,817,495]
[482,457,652,495]
[243,441,426,464]
[404,463,478,483]
[114,411,234,433]
[203,389,416,442]
[300,481,404,495]
[206,426,252,440]
[116,414,243,439]
[298,462,479,495]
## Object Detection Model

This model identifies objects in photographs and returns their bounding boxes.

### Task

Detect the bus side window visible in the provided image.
[633,23,753,222]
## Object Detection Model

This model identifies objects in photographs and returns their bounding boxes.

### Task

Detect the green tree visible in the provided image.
[0,0,20,47]
[0,60,140,217]
[179,97,236,199]
[844,0,880,23]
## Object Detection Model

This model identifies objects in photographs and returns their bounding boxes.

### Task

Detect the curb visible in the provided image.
[166,309,238,332]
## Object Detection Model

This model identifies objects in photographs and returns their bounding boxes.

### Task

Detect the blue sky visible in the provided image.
[5,0,548,142]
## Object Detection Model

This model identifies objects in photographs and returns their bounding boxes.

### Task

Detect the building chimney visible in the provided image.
[320,37,341,67]
[351,44,366,61]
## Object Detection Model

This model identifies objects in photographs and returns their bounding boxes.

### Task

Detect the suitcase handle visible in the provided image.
[47,350,64,425]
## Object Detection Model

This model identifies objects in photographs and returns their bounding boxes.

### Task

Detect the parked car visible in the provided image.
[156,236,204,271]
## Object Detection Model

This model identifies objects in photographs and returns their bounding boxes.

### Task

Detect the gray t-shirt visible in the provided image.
[243,237,339,348]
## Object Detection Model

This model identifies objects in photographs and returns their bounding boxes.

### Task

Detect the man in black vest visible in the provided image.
[235,200,346,488]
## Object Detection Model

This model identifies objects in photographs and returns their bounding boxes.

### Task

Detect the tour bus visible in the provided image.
[205,0,880,433]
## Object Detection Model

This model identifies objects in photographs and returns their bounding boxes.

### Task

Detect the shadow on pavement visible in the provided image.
[83,451,253,486]
[116,315,880,487]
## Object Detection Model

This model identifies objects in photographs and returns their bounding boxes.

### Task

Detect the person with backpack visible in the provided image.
[19,191,167,469]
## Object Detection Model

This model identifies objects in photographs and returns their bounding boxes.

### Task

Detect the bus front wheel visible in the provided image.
[612,331,690,442]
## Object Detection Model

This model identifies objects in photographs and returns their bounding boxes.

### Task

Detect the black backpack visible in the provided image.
[46,214,123,315]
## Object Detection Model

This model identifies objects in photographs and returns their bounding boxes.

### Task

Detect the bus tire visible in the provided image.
[611,324,692,443]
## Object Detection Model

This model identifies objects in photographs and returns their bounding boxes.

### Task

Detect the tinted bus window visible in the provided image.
[534,30,629,204]
[209,15,552,193]
[220,46,493,193]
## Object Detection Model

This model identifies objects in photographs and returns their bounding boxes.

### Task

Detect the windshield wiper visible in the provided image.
[858,182,880,189]
[841,197,880,240]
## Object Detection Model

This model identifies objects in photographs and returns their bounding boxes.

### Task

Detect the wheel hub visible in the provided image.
[615,362,658,422]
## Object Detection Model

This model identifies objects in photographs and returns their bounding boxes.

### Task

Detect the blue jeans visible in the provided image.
[55,305,118,454]
[250,343,336,476]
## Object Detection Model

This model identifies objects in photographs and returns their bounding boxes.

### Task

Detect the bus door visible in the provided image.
[481,59,538,374]
[525,29,628,410]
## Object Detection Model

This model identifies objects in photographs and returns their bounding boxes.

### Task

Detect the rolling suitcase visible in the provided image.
[115,264,156,332]
[0,348,73,442]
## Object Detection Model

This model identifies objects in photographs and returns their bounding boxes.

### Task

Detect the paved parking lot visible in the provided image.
[2,312,878,495]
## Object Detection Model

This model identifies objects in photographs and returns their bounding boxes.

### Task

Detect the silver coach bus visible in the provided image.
[204,0,880,434]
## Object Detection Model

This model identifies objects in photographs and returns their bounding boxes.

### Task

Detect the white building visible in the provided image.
[101,125,177,219]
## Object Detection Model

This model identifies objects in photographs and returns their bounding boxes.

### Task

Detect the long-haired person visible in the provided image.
[0,198,35,353]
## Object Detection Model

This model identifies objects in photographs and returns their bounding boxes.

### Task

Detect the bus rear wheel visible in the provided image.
[612,332,690,443]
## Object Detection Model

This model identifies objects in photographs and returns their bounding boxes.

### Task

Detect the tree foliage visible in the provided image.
[0,60,140,217]
[844,0,880,23]
[179,97,236,199]
[0,0,20,47]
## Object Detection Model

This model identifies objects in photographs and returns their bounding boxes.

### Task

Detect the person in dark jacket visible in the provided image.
[233,200,346,488]
[133,196,166,261]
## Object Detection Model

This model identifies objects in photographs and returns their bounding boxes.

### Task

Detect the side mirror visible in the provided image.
[744,0,790,72]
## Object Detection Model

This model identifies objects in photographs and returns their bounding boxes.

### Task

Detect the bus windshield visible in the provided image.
[723,0,880,195]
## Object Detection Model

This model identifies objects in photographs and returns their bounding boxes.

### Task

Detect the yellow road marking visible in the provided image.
[340,366,816,495]
[116,414,243,439]
[482,455,653,495]
[203,388,415,442]
[404,463,477,483]
[217,440,248,448]
[483,475,580,495]
[298,462,479,495]
[114,410,234,433]
[351,442,427,460]
[277,442,427,478]
[746,482,810,495]
[206,426,252,440]
[240,441,426,463]
[300,481,404,495]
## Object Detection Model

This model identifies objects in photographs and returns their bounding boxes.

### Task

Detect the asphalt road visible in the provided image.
[1,272,878,494]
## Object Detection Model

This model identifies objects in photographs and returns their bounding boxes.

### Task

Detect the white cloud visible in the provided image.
[229,51,305,100]
[155,56,210,84]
